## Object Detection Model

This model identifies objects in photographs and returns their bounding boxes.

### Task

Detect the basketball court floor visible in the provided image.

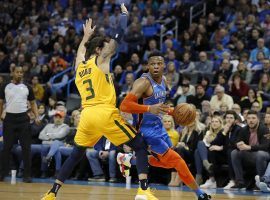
[0,178,269,200]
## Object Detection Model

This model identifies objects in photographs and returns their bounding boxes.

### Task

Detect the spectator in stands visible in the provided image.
[119,73,134,98]
[187,84,210,110]
[258,73,270,110]
[113,65,123,83]
[124,22,144,55]
[47,96,57,118]
[231,110,270,189]
[252,59,270,83]
[213,59,233,84]
[240,88,263,111]
[210,85,234,111]
[39,64,52,84]
[163,115,180,186]
[143,39,158,61]
[0,50,10,73]
[249,38,270,62]
[165,50,180,72]
[217,73,229,93]
[247,29,261,50]
[179,51,196,74]
[31,76,44,102]
[195,51,214,74]
[232,61,253,84]
[194,115,223,186]
[165,62,179,88]
[174,84,192,105]
[135,61,149,79]
[39,111,70,178]
[231,103,245,123]
[175,117,204,173]
[200,76,214,97]
[229,73,250,102]
[86,136,117,183]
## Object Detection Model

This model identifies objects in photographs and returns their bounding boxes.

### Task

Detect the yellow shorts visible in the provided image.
[74,105,137,147]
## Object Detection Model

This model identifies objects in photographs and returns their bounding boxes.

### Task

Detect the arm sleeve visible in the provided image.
[39,125,50,141]
[120,93,149,114]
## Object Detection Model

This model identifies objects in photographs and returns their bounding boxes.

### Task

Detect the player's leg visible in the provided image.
[105,111,157,200]
[42,108,102,200]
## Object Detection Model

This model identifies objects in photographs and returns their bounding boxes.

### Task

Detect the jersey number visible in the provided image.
[83,79,95,100]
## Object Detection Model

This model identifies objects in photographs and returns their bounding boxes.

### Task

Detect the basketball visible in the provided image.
[173,103,196,126]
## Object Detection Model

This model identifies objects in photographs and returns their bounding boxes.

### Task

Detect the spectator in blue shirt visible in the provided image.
[249,38,270,61]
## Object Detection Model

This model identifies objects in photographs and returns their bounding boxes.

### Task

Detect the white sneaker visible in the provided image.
[259,182,270,193]
[255,175,260,189]
[200,179,217,189]
[117,153,133,177]
[223,180,235,190]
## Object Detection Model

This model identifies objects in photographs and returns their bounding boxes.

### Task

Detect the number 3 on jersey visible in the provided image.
[83,79,95,100]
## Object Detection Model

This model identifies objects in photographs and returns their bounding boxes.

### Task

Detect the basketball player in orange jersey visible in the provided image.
[42,4,158,200]
[118,52,211,200]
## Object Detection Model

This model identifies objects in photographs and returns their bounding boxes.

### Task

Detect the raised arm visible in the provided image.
[75,18,96,70]
[99,4,129,60]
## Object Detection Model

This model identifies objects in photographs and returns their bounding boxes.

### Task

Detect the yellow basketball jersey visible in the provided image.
[75,56,116,108]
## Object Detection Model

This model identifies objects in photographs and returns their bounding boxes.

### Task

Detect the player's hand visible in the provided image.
[35,117,41,125]
[149,103,170,115]
[120,3,128,15]
[83,18,96,40]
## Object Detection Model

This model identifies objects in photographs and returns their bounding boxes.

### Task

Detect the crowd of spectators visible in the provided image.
[0,0,270,192]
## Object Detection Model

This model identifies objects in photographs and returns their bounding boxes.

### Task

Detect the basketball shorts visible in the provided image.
[74,105,136,147]
[140,122,172,155]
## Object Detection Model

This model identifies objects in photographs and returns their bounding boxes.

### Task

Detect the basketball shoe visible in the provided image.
[41,191,56,200]
[135,188,158,200]
[117,153,133,177]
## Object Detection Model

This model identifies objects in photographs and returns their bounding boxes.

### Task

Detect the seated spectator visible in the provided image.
[86,137,117,183]
[39,64,52,84]
[47,96,57,118]
[229,73,250,103]
[258,73,270,111]
[194,115,223,186]
[175,117,205,171]
[179,52,195,74]
[232,61,252,84]
[231,110,270,189]
[119,73,134,99]
[213,59,233,84]
[113,65,123,83]
[249,38,270,62]
[165,62,179,88]
[194,51,213,74]
[200,76,214,97]
[165,50,180,72]
[163,115,180,186]
[240,88,263,111]
[143,39,158,61]
[217,73,229,93]
[174,75,195,97]
[210,85,234,111]
[252,59,270,84]
[39,111,70,178]
[174,84,193,106]
[31,75,44,102]
[231,103,245,122]
[187,84,210,110]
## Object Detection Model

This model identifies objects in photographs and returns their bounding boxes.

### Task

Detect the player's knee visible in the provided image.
[126,133,147,152]
[161,149,183,167]
[70,145,86,160]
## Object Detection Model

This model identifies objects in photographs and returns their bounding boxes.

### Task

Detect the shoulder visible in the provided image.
[134,76,151,86]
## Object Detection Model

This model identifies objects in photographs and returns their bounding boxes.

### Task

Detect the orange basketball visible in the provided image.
[173,103,196,126]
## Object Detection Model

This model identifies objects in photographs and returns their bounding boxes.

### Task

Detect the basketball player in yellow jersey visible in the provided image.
[42,4,159,200]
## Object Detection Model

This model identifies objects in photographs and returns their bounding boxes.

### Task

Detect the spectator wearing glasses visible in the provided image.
[210,85,234,111]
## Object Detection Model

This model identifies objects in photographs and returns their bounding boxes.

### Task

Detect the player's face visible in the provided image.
[148,56,165,79]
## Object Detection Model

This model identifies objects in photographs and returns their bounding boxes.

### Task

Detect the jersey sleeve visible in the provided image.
[27,84,35,101]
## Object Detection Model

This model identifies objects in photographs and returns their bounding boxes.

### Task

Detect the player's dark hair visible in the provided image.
[85,36,107,59]
[148,51,164,60]
[11,65,23,72]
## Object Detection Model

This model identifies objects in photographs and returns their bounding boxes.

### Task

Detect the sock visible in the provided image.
[139,179,148,190]
[50,183,62,195]
[194,188,204,197]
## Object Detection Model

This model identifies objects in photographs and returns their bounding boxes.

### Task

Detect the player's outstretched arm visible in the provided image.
[100,3,128,60]
[75,18,96,70]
